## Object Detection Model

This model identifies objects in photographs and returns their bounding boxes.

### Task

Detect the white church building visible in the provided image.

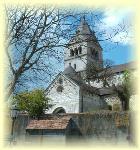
[45,17,136,114]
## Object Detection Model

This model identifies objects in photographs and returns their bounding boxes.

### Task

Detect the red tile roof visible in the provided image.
[26,116,71,130]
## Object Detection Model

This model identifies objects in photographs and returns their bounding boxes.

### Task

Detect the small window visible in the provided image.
[70,49,74,56]
[56,86,64,92]
[95,51,98,60]
[79,46,82,54]
[58,78,63,84]
[90,48,99,60]
[75,48,78,55]
[74,64,76,69]
[91,48,95,56]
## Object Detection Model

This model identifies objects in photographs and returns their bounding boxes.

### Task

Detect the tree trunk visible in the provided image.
[6,74,19,99]
[6,80,16,99]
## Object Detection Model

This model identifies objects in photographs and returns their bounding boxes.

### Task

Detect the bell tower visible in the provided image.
[64,16,103,74]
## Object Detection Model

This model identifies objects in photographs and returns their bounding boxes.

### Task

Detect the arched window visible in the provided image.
[95,51,98,60]
[75,48,78,55]
[79,46,82,54]
[53,107,66,114]
[74,64,76,69]
[70,49,74,56]
[58,78,63,84]
[90,48,98,60]
[90,48,95,56]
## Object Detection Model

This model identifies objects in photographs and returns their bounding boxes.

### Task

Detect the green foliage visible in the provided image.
[117,70,135,110]
[123,70,134,98]
[14,89,50,118]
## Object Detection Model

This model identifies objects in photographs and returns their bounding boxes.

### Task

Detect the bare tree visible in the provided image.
[5,6,78,98]
[86,59,114,86]
[5,6,131,99]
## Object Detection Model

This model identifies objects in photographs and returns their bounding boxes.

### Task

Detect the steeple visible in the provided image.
[80,15,86,24]
[64,16,103,73]
[77,16,92,36]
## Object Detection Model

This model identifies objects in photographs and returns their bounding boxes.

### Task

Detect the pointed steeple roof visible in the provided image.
[68,16,98,45]
[77,16,92,35]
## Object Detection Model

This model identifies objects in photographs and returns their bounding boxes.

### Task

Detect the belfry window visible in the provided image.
[79,46,82,54]
[74,64,76,69]
[70,49,74,56]
[90,48,95,56]
[90,48,98,60]
[95,51,99,60]
[75,48,78,55]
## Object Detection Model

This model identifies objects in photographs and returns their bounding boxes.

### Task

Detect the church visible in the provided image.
[45,17,136,114]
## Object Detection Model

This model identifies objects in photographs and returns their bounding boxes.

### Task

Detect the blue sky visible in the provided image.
[102,43,135,65]
[13,7,135,92]
[95,8,135,65]
[46,7,135,87]
[62,7,135,65]
[38,8,135,88]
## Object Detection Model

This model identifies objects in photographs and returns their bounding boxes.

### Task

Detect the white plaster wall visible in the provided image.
[45,75,80,114]
[90,73,125,88]
[64,55,87,72]
[90,70,137,91]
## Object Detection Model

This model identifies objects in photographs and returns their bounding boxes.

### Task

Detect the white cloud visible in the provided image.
[98,8,134,45]
[102,8,133,28]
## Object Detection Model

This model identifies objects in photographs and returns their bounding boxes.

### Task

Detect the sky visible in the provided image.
[96,8,135,65]
[12,7,135,92]
[57,8,135,69]
[45,8,135,87]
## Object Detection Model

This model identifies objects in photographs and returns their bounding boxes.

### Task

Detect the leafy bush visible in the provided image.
[14,89,51,118]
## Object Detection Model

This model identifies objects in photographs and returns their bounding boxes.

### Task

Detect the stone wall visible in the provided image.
[69,112,129,139]
[12,111,130,142]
